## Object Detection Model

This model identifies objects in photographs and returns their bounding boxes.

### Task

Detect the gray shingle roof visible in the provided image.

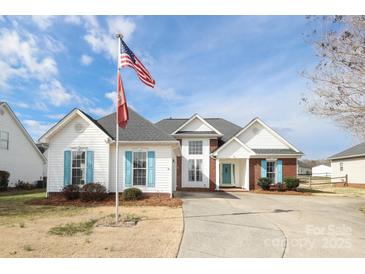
[329,141,365,159]
[252,149,302,155]
[97,109,177,142]
[155,117,241,142]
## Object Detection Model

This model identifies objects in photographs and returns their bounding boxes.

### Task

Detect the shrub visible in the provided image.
[62,184,80,200]
[15,181,35,190]
[80,183,108,202]
[257,177,273,191]
[0,170,10,192]
[284,177,300,191]
[122,187,143,201]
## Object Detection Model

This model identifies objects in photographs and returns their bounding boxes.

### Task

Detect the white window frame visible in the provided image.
[132,151,148,187]
[0,130,9,150]
[188,140,203,155]
[340,162,344,172]
[188,159,203,182]
[71,149,87,185]
[266,160,276,183]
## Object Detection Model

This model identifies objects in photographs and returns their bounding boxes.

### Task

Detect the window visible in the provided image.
[188,159,203,182]
[189,140,203,155]
[340,162,344,172]
[267,161,276,182]
[133,151,147,186]
[0,130,9,150]
[72,151,86,185]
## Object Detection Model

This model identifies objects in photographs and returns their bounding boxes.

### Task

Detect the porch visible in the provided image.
[215,158,250,191]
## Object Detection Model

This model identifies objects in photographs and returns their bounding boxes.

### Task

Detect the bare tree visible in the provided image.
[302,16,365,139]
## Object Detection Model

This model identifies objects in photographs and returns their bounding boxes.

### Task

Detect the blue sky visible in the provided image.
[0,16,354,159]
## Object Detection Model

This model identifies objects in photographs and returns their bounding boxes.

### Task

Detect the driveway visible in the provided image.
[177,192,365,257]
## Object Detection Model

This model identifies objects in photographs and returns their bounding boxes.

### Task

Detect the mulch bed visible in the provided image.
[253,190,311,196]
[27,195,183,208]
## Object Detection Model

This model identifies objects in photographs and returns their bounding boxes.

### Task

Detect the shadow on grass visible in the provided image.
[297,187,334,194]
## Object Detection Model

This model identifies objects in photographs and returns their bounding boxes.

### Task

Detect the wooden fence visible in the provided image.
[298,174,348,189]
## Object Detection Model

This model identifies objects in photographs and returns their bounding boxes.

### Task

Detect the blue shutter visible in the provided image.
[147,151,155,187]
[64,150,71,186]
[125,151,132,187]
[86,151,94,183]
[261,160,267,178]
[276,160,283,183]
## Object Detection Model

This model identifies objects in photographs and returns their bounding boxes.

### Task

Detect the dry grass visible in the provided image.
[0,191,183,257]
[298,186,365,197]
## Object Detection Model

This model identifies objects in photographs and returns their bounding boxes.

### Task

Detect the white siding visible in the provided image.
[109,144,173,194]
[0,106,44,186]
[181,138,210,188]
[331,158,365,184]
[238,121,288,149]
[179,117,212,132]
[216,139,251,159]
[46,115,110,192]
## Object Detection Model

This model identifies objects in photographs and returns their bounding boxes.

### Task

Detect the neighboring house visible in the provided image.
[329,141,365,186]
[0,102,46,186]
[298,160,312,175]
[39,109,303,195]
[312,164,332,177]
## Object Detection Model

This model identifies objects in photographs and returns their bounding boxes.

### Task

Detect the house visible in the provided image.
[0,102,46,186]
[312,164,332,177]
[298,160,312,175]
[39,108,303,195]
[329,141,365,186]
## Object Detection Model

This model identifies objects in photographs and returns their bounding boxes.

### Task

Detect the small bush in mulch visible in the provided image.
[15,181,36,190]
[62,185,80,200]
[284,177,300,191]
[122,187,143,201]
[0,170,9,192]
[49,219,97,236]
[257,177,272,191]
[80,183,108,202]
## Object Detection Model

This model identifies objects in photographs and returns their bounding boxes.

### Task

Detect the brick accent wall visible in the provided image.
[249,158,263,190]
[249,158,298,190]
[282,158,297,178]
[209,139,218,191]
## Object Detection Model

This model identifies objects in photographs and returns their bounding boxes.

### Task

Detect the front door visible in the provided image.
[222,164,232,185]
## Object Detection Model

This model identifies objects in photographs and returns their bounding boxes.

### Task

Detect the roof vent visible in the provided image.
[74,123,85,133]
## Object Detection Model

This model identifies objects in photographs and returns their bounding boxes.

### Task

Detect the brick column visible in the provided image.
[249,158,263,190]
[209,139,218,191]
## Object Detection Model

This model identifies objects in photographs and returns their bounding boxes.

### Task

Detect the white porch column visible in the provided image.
[215,158,220,191]
[244,158,250,190]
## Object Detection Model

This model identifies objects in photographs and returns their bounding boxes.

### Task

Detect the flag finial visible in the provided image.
[115,33,124,39]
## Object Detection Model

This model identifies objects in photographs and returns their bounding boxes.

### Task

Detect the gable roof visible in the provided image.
[155,116,241,142]
[0,102,46,162]
[212,117,303,156]
[170,114,223,135]
[97,109,177,142]
[328,141,365,160]
[40,108,177,143]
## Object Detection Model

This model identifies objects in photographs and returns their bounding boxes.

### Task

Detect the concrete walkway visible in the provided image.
[177,192,365,257]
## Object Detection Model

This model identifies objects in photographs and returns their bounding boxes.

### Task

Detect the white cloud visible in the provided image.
[39,80,72,106]
[46,113,65,120]
[155,87,181,100]
[0,28,58,88]
[80,54,93,66]
[80,16,136,60]
[23,119,54,139]
[87,91,116,117]
[43,35,65,53]
[64,16,82,25]
[31,16,55,30]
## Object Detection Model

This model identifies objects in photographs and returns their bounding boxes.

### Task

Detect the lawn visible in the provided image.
[0,190,183,257]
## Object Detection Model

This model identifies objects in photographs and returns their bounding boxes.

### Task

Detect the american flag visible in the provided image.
[119,38,155,88]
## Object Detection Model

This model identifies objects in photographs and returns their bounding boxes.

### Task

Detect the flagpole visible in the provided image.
[115,33,123,223]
